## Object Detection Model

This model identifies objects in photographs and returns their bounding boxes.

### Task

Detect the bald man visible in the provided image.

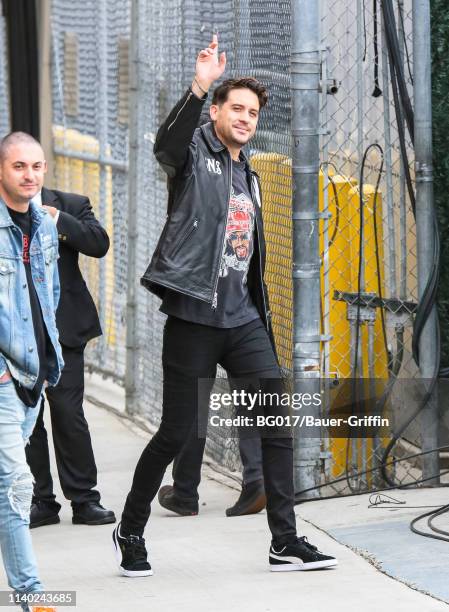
[0,131,64,609]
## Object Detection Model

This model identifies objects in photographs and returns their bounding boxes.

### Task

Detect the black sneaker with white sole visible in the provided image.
[269,536,338,571]
[112,522,153,577]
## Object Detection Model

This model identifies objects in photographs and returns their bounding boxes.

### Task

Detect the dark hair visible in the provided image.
[212,78,268,109]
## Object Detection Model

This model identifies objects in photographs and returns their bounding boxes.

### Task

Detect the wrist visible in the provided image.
[195,75,212,91]
[192,76,212,98]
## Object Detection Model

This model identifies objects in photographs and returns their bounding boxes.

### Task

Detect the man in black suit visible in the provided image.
[26,186,116,527]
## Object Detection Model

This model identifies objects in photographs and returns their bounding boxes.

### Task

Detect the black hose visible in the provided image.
[380,0,414,141]
[372,0,382,97]
[411,503,449,542]
[378,0,442,489]
[295,444,449,501]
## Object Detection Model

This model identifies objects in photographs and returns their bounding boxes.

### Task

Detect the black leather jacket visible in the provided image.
[141,88,274,344]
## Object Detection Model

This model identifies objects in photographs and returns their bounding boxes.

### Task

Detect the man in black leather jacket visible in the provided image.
[112,35,337,576]
[156,111,266,520]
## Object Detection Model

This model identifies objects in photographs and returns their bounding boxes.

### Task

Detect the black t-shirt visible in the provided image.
[160,158,260,328]
[8,207,51,406]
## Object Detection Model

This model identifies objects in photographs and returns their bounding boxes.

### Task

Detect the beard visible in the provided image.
[230,127,252,145]
[1,182,35,204]
[214,122,253,150]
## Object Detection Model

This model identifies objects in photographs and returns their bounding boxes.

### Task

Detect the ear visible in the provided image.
[209,104,219,121]
[43,160,48,175]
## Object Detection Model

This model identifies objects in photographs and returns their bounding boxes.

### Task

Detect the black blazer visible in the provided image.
[41,187,110,348]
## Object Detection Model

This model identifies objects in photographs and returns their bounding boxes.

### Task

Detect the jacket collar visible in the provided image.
[0,198,13,227]
[41,186,58,205]
[0,197,46,228]
[29,200,46,226]
[200,122,226,153]
[200,122,249,164]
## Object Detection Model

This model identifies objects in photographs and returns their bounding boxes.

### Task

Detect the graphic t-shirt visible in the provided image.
[160,158,260,328]
[8,207,50,406]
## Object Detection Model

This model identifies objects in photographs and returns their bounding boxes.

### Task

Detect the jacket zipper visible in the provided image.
[170,218,199,257]
[211,150,233,310]
[250,174,270,332]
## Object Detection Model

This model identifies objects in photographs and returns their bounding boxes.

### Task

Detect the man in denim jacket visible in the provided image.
[0,132,64,610]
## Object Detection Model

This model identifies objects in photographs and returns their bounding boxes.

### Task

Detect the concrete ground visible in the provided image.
[299,486,449,605]
[1,373,448,611]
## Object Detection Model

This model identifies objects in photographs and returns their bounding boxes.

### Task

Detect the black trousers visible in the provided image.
[25,343,100,508]
[172,408,263,501]
[121,316,297,545]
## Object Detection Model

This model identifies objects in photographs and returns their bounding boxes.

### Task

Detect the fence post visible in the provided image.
[125,0,140,416]
[412,0,440,484]
[37,0,55,184]
[96,0,108,361]
[291,0,322,497]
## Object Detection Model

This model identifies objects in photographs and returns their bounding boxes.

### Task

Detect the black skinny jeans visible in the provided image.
[121,316,297,545]
[172,427,263,501]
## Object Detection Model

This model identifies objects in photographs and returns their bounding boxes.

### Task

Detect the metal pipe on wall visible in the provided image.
[0,12,10,135]
[97,0,109,360]
[125,0,140,416]
[37,0,55,184]
[412,0,439,484]
[291,0,322,497]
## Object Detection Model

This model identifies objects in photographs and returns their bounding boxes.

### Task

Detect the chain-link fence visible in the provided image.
[318,0,423,495]
[51,1,131,386]
[48,0,441,494]
[50,0,295,476]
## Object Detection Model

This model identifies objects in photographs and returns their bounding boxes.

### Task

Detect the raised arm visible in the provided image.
[191,33,227,98]
[154,34,226,177]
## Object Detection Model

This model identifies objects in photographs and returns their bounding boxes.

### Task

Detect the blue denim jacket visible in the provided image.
[0,199,64,388]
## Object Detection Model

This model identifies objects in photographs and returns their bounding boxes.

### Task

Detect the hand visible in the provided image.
[43,205,58,218]
[192,34,226,95]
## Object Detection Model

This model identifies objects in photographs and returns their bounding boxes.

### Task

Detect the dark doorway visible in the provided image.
[2,0,39,138]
